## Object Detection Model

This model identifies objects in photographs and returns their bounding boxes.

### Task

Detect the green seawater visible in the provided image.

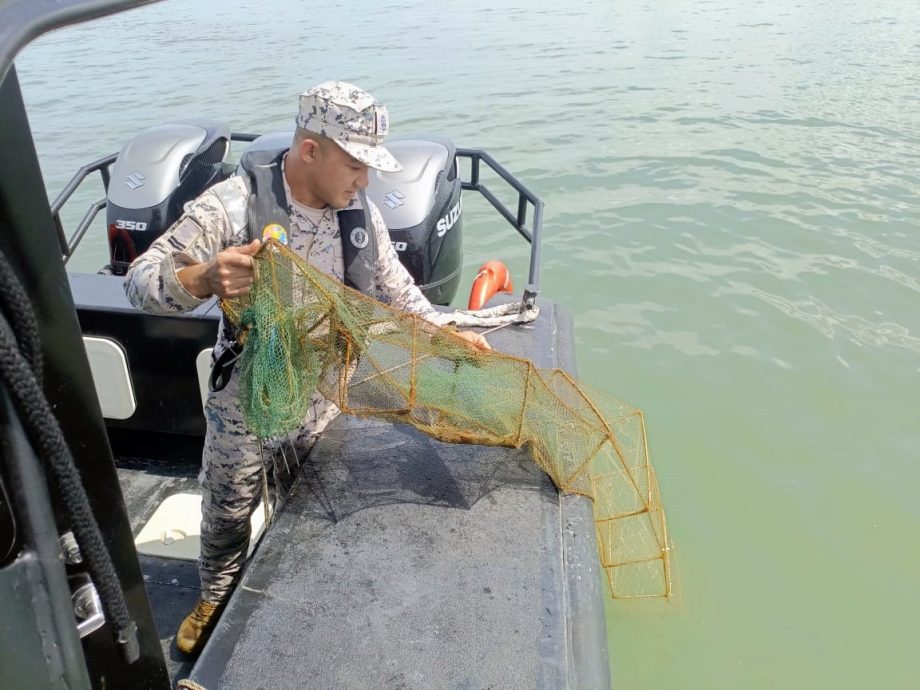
[16,0,920,687]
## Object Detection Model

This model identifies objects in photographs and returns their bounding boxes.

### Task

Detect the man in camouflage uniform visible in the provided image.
[124,81,490,655]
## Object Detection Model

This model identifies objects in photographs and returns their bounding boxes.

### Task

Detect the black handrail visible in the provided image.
[456,148,543,306]
[50,152,116,261]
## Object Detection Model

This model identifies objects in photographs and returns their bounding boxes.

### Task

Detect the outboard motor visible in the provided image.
[241,132,463,306]
[104,120,230,275]
[366,134,463,306]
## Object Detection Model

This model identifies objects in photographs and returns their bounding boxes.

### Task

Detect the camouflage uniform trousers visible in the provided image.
[198,364,340,604]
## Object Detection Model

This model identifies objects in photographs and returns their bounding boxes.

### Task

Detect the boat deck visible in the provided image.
[116,297,609,689]
[116,452,202,683]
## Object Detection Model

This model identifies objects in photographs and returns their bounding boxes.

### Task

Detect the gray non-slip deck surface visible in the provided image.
[116,456,201,684]
[187,299,609,689]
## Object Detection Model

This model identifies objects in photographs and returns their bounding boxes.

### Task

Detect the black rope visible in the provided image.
[0,250,139,663]
[0,250,41,381]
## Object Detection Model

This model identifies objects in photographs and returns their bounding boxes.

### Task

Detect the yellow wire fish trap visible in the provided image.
[221,238,672,599]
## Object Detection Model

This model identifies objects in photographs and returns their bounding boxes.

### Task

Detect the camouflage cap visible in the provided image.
[296,81,401,173]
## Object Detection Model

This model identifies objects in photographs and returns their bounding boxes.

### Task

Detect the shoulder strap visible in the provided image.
[239,148,289,244]
[337,188,378,297]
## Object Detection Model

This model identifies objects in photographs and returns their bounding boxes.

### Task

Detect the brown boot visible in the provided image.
[175,599,222,655]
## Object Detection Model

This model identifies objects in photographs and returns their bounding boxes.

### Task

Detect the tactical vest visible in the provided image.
[209,148,378,392]
[239,148,378,296]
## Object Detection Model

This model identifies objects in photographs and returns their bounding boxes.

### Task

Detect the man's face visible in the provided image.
[314,141,370,209]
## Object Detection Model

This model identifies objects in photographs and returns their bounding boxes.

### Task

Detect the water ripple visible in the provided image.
[733,287,920,353]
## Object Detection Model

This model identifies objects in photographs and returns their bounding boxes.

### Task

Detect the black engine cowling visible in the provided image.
[366,134,463,306]
[104,120,230,275]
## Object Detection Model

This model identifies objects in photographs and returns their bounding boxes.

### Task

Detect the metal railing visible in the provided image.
[456,148,543,306]
[50,153,117,261]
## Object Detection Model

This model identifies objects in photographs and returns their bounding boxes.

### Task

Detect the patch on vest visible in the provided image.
[262,223,288,245]
[349,226,369,249]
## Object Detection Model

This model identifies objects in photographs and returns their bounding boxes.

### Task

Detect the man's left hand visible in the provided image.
[455,330,491,351]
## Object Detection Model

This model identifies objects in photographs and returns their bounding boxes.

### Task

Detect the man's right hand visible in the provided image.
[177,239,262,299]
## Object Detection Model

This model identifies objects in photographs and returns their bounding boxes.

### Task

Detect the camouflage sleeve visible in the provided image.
[123,177,250,314]
[369,201,440,323]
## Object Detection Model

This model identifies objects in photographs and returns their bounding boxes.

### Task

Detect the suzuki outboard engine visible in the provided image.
[242,131,463,306]
[366,134,463,306]
[104,120,230,274]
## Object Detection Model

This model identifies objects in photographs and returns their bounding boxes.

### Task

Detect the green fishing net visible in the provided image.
[221,239,672,599]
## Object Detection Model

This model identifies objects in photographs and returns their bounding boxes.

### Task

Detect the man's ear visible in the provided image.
[298,137,321,163]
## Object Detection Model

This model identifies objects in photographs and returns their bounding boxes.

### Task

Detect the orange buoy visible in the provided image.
[467,260,513,310]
